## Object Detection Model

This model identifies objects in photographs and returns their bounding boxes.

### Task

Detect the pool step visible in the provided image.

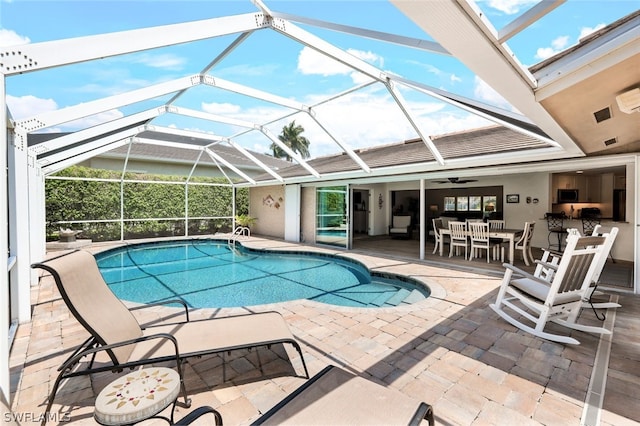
[369,288,427,307]
[382,288,412,306]
[368,290,400,307]
[400,289,426,305]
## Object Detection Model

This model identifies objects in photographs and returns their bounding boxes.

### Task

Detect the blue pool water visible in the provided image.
[95,240,430,308]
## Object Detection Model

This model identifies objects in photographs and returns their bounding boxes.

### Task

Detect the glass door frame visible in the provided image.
[315,185,350,249]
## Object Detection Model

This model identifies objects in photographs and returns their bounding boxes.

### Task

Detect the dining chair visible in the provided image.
[448,221,468,259]
[487,219,505,230]
[514,221,536,266]
[431,218,446,255]
[468,221,491,263]
[488,219,507,260]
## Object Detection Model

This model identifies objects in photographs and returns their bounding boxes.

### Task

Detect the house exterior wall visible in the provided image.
[249,185,285,238]
[246,159,637,264]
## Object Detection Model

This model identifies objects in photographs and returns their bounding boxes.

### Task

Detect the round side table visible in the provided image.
[94,367,181,425]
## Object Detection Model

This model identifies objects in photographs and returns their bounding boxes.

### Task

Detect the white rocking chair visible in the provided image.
[489,229,617,345]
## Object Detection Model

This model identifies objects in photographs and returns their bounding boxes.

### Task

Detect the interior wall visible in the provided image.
[369,183,389,235]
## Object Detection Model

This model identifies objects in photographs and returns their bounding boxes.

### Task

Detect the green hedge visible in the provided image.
[46,166,248,242]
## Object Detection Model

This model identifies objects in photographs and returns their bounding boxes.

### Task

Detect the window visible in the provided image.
[456,196,468,211]
[483,196,497,213]
[444,197,456,211]
[469,196,482,211]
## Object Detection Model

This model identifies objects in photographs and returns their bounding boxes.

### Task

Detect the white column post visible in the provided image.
[420,179,425,260]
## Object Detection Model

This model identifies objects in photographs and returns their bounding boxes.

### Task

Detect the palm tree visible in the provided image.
[270,120,310,161]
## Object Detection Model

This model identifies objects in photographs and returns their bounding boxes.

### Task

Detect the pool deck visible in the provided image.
[9,235,640,425]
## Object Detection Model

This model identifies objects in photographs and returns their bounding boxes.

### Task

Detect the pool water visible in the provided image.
[95,240,430,308]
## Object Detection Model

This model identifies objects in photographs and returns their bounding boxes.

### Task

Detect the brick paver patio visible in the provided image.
[8,237,639,425]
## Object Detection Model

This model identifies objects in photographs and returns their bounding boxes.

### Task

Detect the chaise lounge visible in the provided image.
[31,249,309,425]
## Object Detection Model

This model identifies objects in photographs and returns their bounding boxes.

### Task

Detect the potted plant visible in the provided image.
[235,214,257,229]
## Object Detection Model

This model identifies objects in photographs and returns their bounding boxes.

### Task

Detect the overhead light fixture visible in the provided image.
[616,87,640,114]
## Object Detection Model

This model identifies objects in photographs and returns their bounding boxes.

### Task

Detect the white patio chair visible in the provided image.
[448,221,468,259]
[490,229,617,344]
[468,221,491,263]
[514,221,536,266]
[431,218,447,255]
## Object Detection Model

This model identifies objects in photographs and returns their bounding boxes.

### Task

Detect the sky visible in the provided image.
[1,0,638,159]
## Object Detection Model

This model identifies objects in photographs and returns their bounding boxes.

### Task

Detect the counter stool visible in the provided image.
[545,213,567,251]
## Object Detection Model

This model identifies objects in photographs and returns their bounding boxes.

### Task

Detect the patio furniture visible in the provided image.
[585,219,615,263]
[468,221,492,263]
[545,212,567,251]
[487,219,507,261]
[252,365,434,426]
[489,229,616,344]
[487,219,505,230]
[514,221,536,266]
[438,226,523,264]
[31,250,309,425]
[448,221,468,259]
[94,367,181,425]
[431,218,448,255]
[389,215,413,239]
[537,225,620,313]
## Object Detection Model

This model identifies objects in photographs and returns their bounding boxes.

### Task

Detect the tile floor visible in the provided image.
[8,236,640,425]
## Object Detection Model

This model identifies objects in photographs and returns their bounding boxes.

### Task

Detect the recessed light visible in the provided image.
[576,170,583,174]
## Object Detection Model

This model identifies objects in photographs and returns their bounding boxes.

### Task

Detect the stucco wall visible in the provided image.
[249,185,285,238]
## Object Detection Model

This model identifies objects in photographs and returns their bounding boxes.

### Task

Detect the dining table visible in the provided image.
[438,227,524,264]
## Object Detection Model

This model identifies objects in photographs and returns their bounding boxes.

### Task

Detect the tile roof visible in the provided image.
[251,125,551,181]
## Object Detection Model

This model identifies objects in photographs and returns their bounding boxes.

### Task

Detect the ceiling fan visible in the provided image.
[433,177,478,184]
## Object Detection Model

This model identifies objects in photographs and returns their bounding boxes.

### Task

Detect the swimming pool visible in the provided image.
[95,240,430,308]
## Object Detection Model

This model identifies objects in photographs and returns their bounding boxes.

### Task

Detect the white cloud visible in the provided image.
[450,74,462,84]
[482,0,538,15]
[579,23,606,40]
[133,53,186,71]
[473,76,514,110]
[0,28,30,46]
[236,86,499,158]
[535,35,570,60]
[347,48,384,68]
[201,102,242,114]
[297,46,383,82]
[6,95,58,120]
[7,95,124,131]
[297,46,353,77]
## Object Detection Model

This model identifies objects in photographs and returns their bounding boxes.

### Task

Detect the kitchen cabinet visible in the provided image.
[552,174,588,202]
[552,173,604,203]
[585,175,601,202]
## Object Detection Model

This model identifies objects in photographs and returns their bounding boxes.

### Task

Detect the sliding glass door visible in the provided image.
[316,186,348,248]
